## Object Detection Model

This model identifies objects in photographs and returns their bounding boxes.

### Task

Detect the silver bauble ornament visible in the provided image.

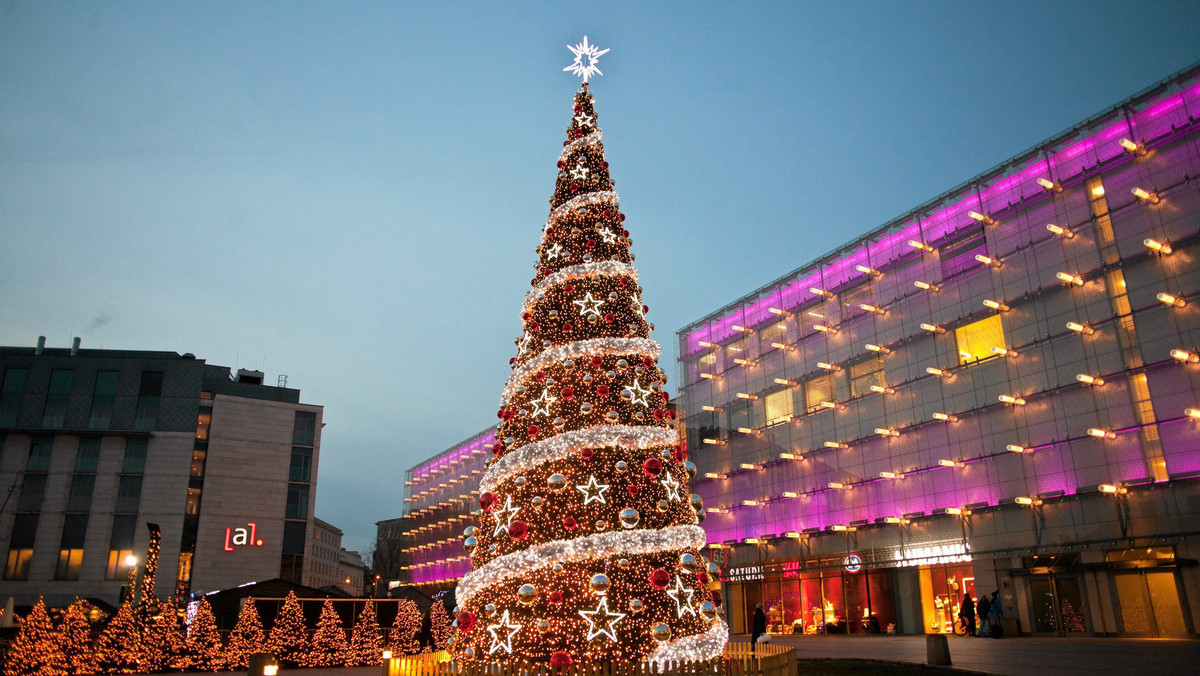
[590,573,610,594]
[651,623,672,643]
[547,474,567,492]
[679,553,699,574]
[619,507,640,529]
[517,584,537,605]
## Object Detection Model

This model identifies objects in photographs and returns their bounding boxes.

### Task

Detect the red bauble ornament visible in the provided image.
[602,209,612,219]
[480,493,497,511]
[586,239,596,248]
[698,572,709,585]
[492,442,504,456]
[649,568,670,589]
[627,485,640,497]
[457,610,475,632]
[642,305,649,314]
[509,357,517,364]
[530,321,540,331]
[562,323,572,333]
[580,447,594,460]
[668,409,677,420]
[623,229,630,238]
[528,424,540,438]
[557,160,564,169]
[561,386,574,400]
[563,284,575,294]
[508,521,528,540]
[661,391,670,403]
[522,311,532,321]
[619,277,629,287]
[591,355,604,367]
[549,591,564,604]
[673,448,687,462]
[497,408,505,419]
[712,590,723,607]
[604,313,614,323]
[550,652,573,669]
[652,409,663,420]
[602,161,609,168]
[596,384,609,397]
[563,516,577,530]
[574,104,582,112]
[531,278,538,286]
[642,357,654,369]
[546,227,555,237]
[619,213,626,222]
[570,184,579,192]
[642,457,663,477]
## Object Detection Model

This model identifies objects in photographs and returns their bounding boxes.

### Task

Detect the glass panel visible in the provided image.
[742,580,762,636]
[18,474,46,512]
[122,439,147,474]
[289,446,313,482]
[1055,577,1087,633]
[4,549,33,580]
[75,438,100,472]
[89,371,118,429]
[115,476,142,514]
[804,374,835,413]
[190,449,207,478]
[849,356,884,398]
[800,573,824,633]
[726,398,755,436]
[843,570,869,633]
[195,411,211,440]
[185,488,202,515]
[27,436,54,471]
[1115,574,1152,634]
[106,549,134,580]
[762,580,783,633]
[1030,578,1057,633]
[67,474,95,513]
[42,370,73,427]
[764,390,793,426]
[955,314,1006,365]
[780,578,802,634]
[0,368,28,426]
[867,569,896,634]
[292,411,316,446]
[728,582,746,634]
[821,573,846,633]
[939,228,987,278]
[1146,572,1187,637]
[286,484,310,519]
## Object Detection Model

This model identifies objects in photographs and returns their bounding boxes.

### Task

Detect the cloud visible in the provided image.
[84,312,113,333]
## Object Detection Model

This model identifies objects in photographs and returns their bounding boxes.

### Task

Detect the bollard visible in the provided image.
[381,650,396,676]
[246,653,278,676]
[926,634,952,666]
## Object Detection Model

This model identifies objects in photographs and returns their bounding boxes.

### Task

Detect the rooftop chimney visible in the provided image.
[71,337,81,356]
[36,336,45,355]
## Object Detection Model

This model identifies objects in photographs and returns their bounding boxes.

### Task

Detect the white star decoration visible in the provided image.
[492,496,521,537]
[599,227,618,244]
[632,294,645,317]
[574,292,605,317]
[545,243,564,259]
[574,112,595,126]
[666,575,698,618]
[564,35,610,83]
[570,163,589,180]
[660,471,682,501]
[530,389,556,418]
[517,331,532,356]
[578,595,625,642]
[576,475,610,505]
[627,379,652,407]
[487,609,522,654]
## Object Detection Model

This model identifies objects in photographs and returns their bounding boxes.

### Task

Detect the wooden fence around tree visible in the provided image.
[383,644,797,676]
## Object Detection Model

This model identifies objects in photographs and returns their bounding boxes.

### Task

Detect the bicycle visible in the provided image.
[952,617,972,636]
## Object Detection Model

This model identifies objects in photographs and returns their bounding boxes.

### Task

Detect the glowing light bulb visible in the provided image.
[771,342,795,351]
[865,343,890,353]
[1037,178,1061,191]
[908,239,934,252]
[1088,428,1116,439]
[1056,272,1084,286]
[879,471,897,479]
[774,378,796,386]
[1076,374,1104,386]
[914,280,940,292]
[1132,187,1159,203]
[1157,292,1185,307]
[1045,223,1073,238]
[1091,185,1106,197]
[856,265,882,277]
[1066,321,1094,335]
[998,394,1026,405]
[1170,349,1197,363]
[920,323,946,334]
[983,299,1010,311]
[1006,444,1026,453]
[975,254,1002,268]
[1015,497,1034,505]
[932,412,957,422]
[814,324,837,334]
[870,385,895,395]
[809,287,832,298]
[1144,239,1172,254]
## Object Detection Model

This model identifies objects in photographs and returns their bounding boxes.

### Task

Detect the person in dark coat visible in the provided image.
[975,594,991,636]
[751,602,767,653]
[959,593,976,637]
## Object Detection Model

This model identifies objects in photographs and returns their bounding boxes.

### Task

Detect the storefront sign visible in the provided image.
[843,554,862,573]
[727,565,764,582]
[894,542,971,567]
[224,522,263,551]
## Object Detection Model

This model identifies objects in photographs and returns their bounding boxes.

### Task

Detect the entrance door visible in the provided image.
[1029,576,1089,635]
[1114,571,1188,637]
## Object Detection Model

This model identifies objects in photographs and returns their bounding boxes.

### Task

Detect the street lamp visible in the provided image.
[124,555,138,603]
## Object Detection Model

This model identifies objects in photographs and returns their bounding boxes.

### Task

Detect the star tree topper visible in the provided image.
[564,35,610,82]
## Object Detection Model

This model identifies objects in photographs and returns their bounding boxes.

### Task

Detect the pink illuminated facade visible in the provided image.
[678,62,1200,638]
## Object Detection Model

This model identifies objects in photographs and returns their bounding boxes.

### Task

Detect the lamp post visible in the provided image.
[124,555,139,605]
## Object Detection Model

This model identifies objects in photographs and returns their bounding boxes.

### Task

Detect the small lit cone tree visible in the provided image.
[427,600,451,652]
[3,598,68,676]
[95,600,144,675]
[345,602,383,666]
[388,599,421,656]
[141,601,186,672]
[302,600,348,668]
[182,598,224,672]
[57,599,99,676]
[225,599,267,670]
[265,591,308,667]
[451,38,727,667]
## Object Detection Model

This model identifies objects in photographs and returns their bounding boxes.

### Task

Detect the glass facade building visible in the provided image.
[677,62,1200,638]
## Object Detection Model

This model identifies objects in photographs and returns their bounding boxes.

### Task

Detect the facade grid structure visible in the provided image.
[677,62,1200,639]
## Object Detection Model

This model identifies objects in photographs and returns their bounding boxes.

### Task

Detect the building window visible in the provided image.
[939,228,988,279]
[75,438,100,472]
[764,389,794,426]
[190,449,207,478]
[293,411,317,446]
[289,446,313,482]
[176,552,193,586]
[122,439,147,474]
[280,520,307,584]
[849,356,885,398]
[106,515,137,579]
[115,476,143,514]
[184,488,202,516]
[804,373,836,413]
[42,370,73,428]
[27,436,53,472]
[4,514,39,580]
[195,410,211,440]
[955,314,1006,365]
[67,475,95,513]
[839,281,873,320]
[760,321,789,350]
[286,484,310,519]
[18,473,47,512]
[89,370,118,429]
[724,338,750,370]
[56,514,88,581]
[0,368,28,426]
[134,372,163,430]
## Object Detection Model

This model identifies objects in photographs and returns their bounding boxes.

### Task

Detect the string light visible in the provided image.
[1045,223,1073,238]
[479,425,677,492]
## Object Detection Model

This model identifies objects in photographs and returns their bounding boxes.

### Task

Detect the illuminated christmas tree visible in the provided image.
[388,599,421,656]
[345,602,383,666]
[451,37,726,667]
[95,600,143,675]
[225,599,267,670]
[302,600,348,668]
[3,598,68,676]
[428,600,451,651]
[265,591,308,667]
[57,599,99,676]
[141,601,185,672]
[182,598,224,672]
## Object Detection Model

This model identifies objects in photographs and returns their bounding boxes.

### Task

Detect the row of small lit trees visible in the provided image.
[3,593,450,676]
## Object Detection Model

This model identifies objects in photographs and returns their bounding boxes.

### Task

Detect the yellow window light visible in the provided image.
[1170,349,1198,363]
[1144,238,1172,254]
[914,280,941,292]
[869,385,895,395]
[698,341,715,348]
[1091,184,1106,197]
[1132,187,1160,203]
[975,254,1002,268]
[809,287,833,298]
[814,324,837,334]
[1006,444,1027,453]
[827,482,845,489]
[736,392,757,399]
[968,210,994,224]
[771,342,795,351]
[702,438,725,446]
[1057,272,1084,286]
[1066,321,1095,335]
[1088,428,1116,439]
[1184,408,1200,419]
[983,299,1010,311]
[1158,292,1185,307]
[1076,374,1105,386]
[817,361,839,371]
[824,441,847,449]
[879,471,897,479]
[1119,138,1146,155]
[860,303,886,315]
[932,412,958,422]
[998,394,1026,405]
[992,346,1018,358]
[875,427,899,437]
[1045,223,1074,238]
[702,405,724,412]
[704,472,725,479]
[1037,178,1062,192]
[927,366,951,378]
[856,264,883,277]
[908,239,934,252]
[1014,496,1035,505]
[865,343,890,353]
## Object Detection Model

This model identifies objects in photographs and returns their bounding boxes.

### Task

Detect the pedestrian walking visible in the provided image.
[989,591,1005,639]
[959,593,976,637]
[976,594,991,637]
[751,602,767,653]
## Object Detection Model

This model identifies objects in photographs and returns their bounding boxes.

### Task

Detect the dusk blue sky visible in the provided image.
[2,1,1198,551]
